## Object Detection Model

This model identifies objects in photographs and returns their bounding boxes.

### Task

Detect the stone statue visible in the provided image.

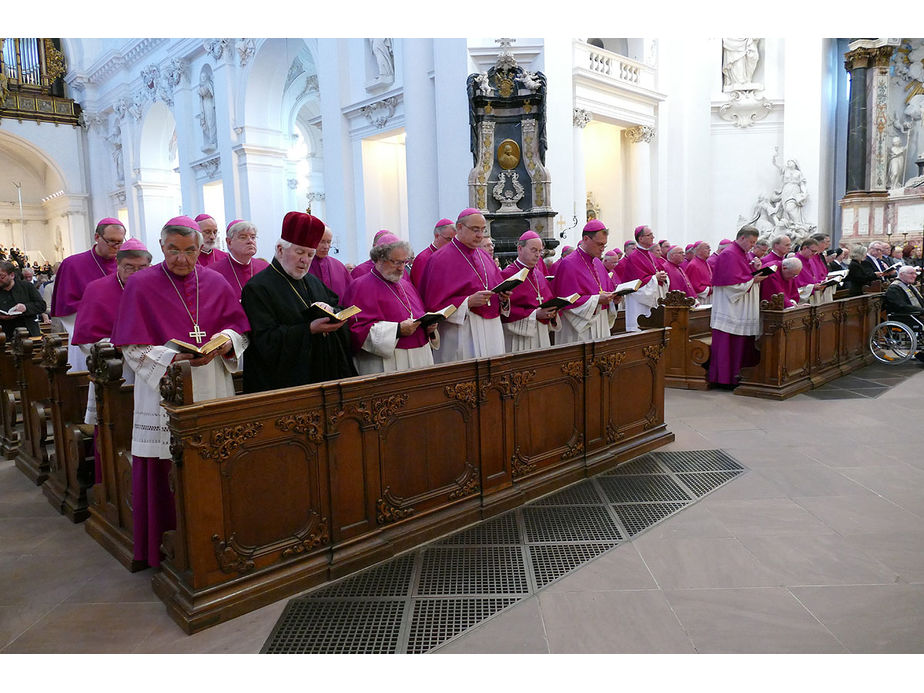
[888,135,907,189]
[722,38,759,90]
[772,149,807,229]
[107,124,124,183]
[752,194,778,234]
[198,71,217,152]
[370,39,394,83]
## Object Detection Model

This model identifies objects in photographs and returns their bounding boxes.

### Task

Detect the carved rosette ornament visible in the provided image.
[376,488,416,525]
[444,382,480,409]
[448,463,481,499]
[561,432,585,460]
[275,411,324,444]
[493,369,536,397]
[573,108,592,128]
[624,125,655,144]
[343,393,408,429]
[212,533,255,574]
[188,421,264,462]
[280,514,330,558]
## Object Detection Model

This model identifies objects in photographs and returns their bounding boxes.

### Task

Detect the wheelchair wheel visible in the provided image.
[869,321,918,364]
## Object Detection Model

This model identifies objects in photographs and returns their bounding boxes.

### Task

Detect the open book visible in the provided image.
[0,307,24,316]
[417,304,457,328]
[167,333,230,356]
[614,279,643,296]
[491,267,529,294]
[306,302,361,323]
[539,293,580,309]
[819,269,848,288]
[752,264,777,277]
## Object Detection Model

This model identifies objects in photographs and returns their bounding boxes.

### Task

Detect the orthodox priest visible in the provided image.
[111,216,250,568]
[342,236,435,374]
[501,230,560,351]
[551,219,617,344]
[419,208,510,362]
[620,225,669,331]
[707,225,768,388]
[51,217,125,370]
[241,211,356,393]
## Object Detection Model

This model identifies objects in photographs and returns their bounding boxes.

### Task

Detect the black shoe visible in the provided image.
[914,352,924,363]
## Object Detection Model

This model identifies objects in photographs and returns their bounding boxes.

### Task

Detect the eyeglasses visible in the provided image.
[460,222,486,233]
[164,248,198,258]
[99,236,125,248]
[385,257,409,267]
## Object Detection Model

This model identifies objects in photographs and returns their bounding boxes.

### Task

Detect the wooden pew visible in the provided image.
[0,332,22,460]
[735,293,880,399]
[84,342,146,572]
[151,328,674,634]
[39,333,94,522]
[12,327,55,485]
[637,291,712,390]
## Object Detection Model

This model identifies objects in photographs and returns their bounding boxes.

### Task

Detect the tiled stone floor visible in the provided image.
[2,360,923,655]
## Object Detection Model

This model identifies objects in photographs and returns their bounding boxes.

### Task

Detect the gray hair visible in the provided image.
[370,240,411,263]
[226,220,257,242]
[755,236,770,249]
[277,238,292,250]
[810,232,829,243]
[770,233,790,248]
[161,224,202,246]
[899,265,917,278]
[849,244,867,261]
[781,257,802,273]
[117,248,152,263]
[736,225,759,239]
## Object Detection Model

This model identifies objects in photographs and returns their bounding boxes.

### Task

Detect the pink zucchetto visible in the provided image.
[633,225,649,240]
[583,219,607,234]
[719,238,733,246]
[685,243,695,252]
[457,208,482,222]
[435,218,454,228]
[194,213,214,223]
[375,233,401,246]
[624,240,636,249]
[519,230,541,241]
[119,238,148,252]
[226,219,244,232]
[96,217,124,229]
[164,216,201,232]
[281,211,325,249]
[605,250,619,256]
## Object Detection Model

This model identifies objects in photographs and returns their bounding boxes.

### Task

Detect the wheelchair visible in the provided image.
[869,312,924,365]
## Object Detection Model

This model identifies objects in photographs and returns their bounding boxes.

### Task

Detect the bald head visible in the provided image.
[781,256,802,279]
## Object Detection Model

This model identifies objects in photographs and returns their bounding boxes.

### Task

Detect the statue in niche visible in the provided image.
[888,136,908,189]
[107,124,124,183]
[722,38,759,90]
[497,139,520,170]
[198,71,217,152]
[370,39,394,84]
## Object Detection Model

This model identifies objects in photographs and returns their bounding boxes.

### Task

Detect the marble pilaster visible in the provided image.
[624,125,655,228]
[870,45,896,192]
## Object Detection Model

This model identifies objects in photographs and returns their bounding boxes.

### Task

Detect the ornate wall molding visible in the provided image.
[573,107,592,128]
[211,533,255,574]
[360,96,398,129]
[191,155,221,180]
[624,125,654,143]
[237,39,256,67]
[448,463,480,499]
[718,90,772,128]
[444,382,480,409]
[204,38,233,63]
[376,488,416,524]
[280,513,329,558]
[275,411,323,444]
[188,422,264,462]
[492,370,536,397]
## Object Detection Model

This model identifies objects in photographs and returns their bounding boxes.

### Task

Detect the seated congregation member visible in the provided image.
[883,265,924,317]
[0,260,46,340]
[111,216,250,568]
[551,220,617,344]
[71,239,151,484]
[685,241,713,302]
[862,241,897,280]
[308,226,352,298]
[621,224,669,332]
[759,256,802,307]
[213,220,269,298]
[420,208,511,362]
[708,225,769,388]
[194,213,227,268]
[663,245,698,300]
[242,212,356,393]
[844,244,879,296]
[342,237,435,374]
[827,247,849,272]
[501,231,560,352]
[410,218,456,289]
[51,217,125,371]
[351,230,394,279]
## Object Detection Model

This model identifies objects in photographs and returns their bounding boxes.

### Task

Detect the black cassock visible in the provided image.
[241,258,357,394]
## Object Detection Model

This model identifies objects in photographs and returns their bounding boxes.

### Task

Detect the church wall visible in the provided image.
[431,40,472,227]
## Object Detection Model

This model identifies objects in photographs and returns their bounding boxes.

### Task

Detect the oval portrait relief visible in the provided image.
[497,139,521,170]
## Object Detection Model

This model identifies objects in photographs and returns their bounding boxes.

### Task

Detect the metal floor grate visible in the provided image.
[262,449,746,654]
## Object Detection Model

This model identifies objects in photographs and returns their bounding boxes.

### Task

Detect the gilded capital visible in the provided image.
[843,47,872,72]
[624,125,655,144]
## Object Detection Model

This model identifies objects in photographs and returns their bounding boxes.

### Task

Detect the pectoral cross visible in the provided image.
[189,324,206,344]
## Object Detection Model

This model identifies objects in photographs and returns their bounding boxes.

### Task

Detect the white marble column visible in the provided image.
[623,125,655,228]
[572,108,592,238]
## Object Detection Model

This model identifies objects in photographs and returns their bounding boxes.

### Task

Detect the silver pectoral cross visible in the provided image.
[189,324,207,344]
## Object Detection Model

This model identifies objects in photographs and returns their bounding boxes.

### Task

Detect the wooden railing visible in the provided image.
[151,329,674,633]
[637,291,711,390]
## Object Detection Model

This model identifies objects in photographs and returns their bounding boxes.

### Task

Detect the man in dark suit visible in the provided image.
[0,260,46,340]
[861,242,897,280]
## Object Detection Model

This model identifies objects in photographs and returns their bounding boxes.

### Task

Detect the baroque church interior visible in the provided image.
[2,4,922,685]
